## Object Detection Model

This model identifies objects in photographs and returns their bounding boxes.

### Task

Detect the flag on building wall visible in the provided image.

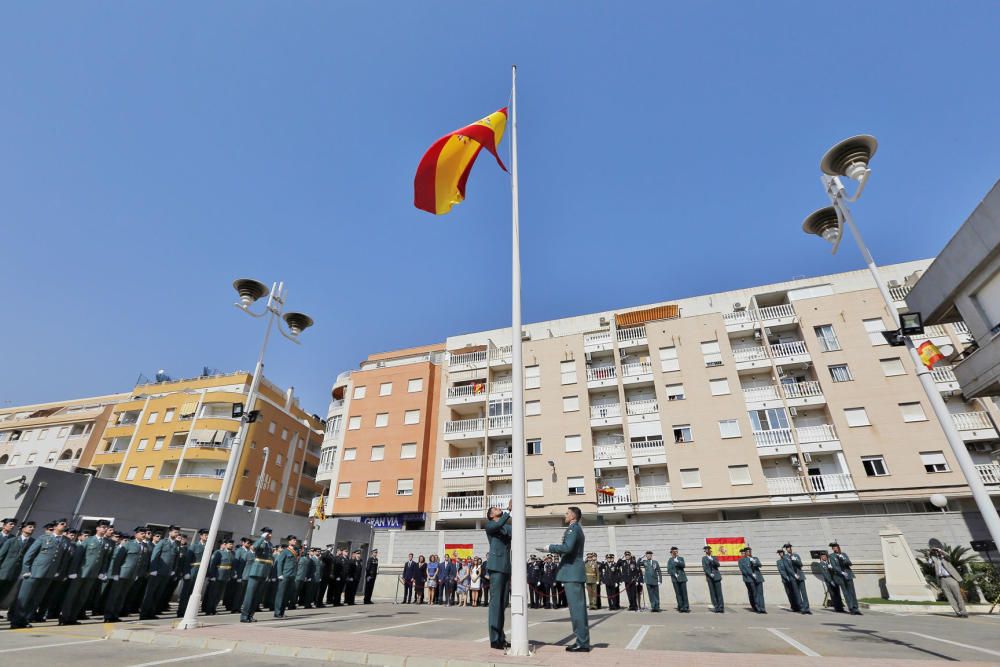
[917,341,945,369]
[414,108,508,215]
[444,543,475,560]
[706,536,746,562]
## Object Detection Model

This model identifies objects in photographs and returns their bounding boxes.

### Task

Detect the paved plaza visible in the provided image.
[2,598,1000,666]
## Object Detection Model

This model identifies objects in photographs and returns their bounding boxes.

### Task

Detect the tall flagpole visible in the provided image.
[508,63,531,657]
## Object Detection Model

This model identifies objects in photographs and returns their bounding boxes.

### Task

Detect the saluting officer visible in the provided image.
[702,545,724,612]
[667,546,690,612]
[240,527,274,623]
[782,543,810,614]
[738,546,765,613]
[60,520,112,624]
[829,542,861,615]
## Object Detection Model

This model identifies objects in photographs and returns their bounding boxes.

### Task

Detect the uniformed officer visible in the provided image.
[103,526,146,622]
[60,520,112,624]
[702,545,724,613]
[295,542,315,608]
[541,554,557,608]
[817,551,844,611]
[642,550,662,612]
[330,547,347,606]
[240,527,274,623]
[177,528,208,617]
[829,542,861,615]
[776,549,801,612]
[10,518,70,628]
[666,547,689,612]
[782,543,810,614]
[584,553,600,610]
[738,547,765,613]
[0,520,35,613]
[542,507,590,653]
[344,550,362,605]
[228,537,252,613]
[140,525,180,620]
[317,545,334,606]
[601,553,620,609]
[527,554,543,608]
[0,518,16,546]
[40,527,78,620]
[204,538,236,615]
[363,548,379,604]
[484,503,511,650]
[619,551,640,611]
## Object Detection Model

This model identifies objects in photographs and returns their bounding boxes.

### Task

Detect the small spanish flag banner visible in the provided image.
[918,340,945,369]
[706,536,747,562]
[444,543,475,560]
[414,108,508,215]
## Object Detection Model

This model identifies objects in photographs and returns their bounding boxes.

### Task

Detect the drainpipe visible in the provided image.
[169,391,206,492]
[115,396,152,482]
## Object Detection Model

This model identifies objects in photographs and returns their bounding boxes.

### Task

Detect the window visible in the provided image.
[281,428,288,441]
[348,416,361,430]
[125,466,138,481]
[525,401,541,417]
[57,427,68,437]
[563,396,579,412]
[728,465,752,486]
[38,429,48,440]
[560,361,577,385]
[379,382,393,397]
[337,482,352,498]
[719,419,741,439]
[400,443,417,459]
[863,317,887,345]
[673,425,693,443]
[404,409,420,425]
[366,481,381,497]
[659,346,679,372]
[268,421,276,434]
[567,476,585,495]
[564,434,582,452]
[749,408,789,431]
[164,408,175,423]
[525,365,540,390]
[375,413,389,428]
[275,453,283,466]
[45,451,56,463]
[526,439,542,456]
[370,445,385,461]
[153,436,164,451]
[665,384,685,401]
[136,438,148,452]
[396,479,414,496]
[527,479,544,497]
[880,358,906,377]
[899,402,927,422]
[920,451,950,473]
[709,378,731,396]
[408,378,423,393]
[25,453,36,465]
[701,341,723,367]
[829,364,853,383]
[343,448,357,461]
[146,412,158,425]
[862,455,889,477]
[844,407,871,427]
[680,468,702,488]
[142,466,154,480]
[353,386,367,399]
[814,324,842,352]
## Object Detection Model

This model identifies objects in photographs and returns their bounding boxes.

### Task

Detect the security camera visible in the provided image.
[5,475,26,486]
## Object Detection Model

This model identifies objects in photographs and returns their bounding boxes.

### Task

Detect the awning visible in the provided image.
[443,478,485,491]
[179,401,197,417]
[488,475,512,482]
[615,304,679,327]
[190,429,216,443]
[212,430,232,444]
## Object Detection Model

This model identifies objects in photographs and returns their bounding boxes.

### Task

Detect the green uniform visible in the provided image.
[642,558,662,611]
[204,549,234,614]
[176,539,206,617]
[104,538,146,620]
[484,511,511,646]
[0,534,33,610]
[60,534,112,623]
[240,536,274,621]
[702,554,724,612]
[295,550,315,607]
[738,555,765,612]
[141,537,180,618]
[273,546,297,616]
[667,556,689,611]
[548,522,589,650]
[11,533,71,628]
[830,551,859,613]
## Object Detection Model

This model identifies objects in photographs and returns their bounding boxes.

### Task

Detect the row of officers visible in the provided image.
[0,518,380,629]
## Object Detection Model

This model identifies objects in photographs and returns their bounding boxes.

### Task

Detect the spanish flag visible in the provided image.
[918,341,945,369]
[706,536,747,562]
[414,108,508,215]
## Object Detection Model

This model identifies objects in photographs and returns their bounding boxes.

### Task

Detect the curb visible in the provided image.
[860,602,994,615]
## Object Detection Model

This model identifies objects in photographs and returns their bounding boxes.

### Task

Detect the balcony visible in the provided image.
[449,350,487,369]
[486,452,512,476]
[889,285,911,302]
[444,417,486,441]
[159,472,225,480]
[616,325,647,348]
[489,345,512,366]
[734,341,810,371]
[586,365,617,389]
[593,400,626,425]
[597,488,632,512]
[723,304,797,332]
[753,428,794,448]
[584,330,614,352]
[626,399,659,421]
[441,454,485,479]
[797,424,839,444]
[766,473,856,501]
[951,412,998,441]
[636,484,672,506]
[487,494,512,509]
[630,438,666,465]
[488,414,513,436]
[621,361,654,385]
[438,495,486,520]
[977,464,1000,485]
[594,443,627,469]
[931,366,961,393]
[447,383,487,406]
[113,412,142,426]
[490,379,512,396]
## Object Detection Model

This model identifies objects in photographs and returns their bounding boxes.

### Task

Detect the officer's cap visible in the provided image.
[55,518,68,525]
[242,537,252,543]
[168,525,180,531]
[783,542,793,548]
[96,519,111,527]
[776,549,784,554]
[286,534,298,541]
[828,541,839,548]
[2,517,15,524]
[606,553,615,558]
[670,546,678,551]
[703,545,712,550]
[198,528,209,535]
[44,522,55,529]
[21,520,35,527]
[66,527,78,533]
[645,550,653,555]
[135,526,147,532]
[261,527,273,534]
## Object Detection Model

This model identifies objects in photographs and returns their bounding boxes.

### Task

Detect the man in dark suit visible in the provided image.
[484,504,512,650]
[344,550,361,605]
[541,507,590,653]
[330,547,347,605]
[401,553,418,604]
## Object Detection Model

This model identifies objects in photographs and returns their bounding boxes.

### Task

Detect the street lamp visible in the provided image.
[801,135,1000,552]
[178,278,313,630]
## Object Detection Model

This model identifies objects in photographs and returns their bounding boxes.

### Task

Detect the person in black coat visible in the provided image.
[541,555,558,609]
[414,555,427,604]
[344,550,361,605]
[401,553,418,604]
[363,549,379,604]
[330,548,346,606]
[600,553,621,610]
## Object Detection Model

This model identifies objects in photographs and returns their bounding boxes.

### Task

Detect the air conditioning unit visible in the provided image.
[754,331,762,340]
[790,456,799,466]
[888,279,900,288]
[599,316,609,325]
[789,407,798,416]
[802,452,813,464]
[734,302,744,310]
[765,328,773,336]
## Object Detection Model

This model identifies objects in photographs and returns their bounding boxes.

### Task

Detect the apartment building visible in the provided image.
[86,371,324,516]
[317,259,1000,529]
[0,394,128,471]
[316,344,443,529]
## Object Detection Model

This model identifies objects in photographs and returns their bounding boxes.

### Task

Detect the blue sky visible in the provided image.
[2,3,998,415]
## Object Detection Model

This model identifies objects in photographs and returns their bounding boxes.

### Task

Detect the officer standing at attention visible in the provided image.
[641,550,662,612]
[0,521,36,616]
[103,526,146,622]
[776,549,801,612]
[60,520,112,625]
[619,551,639,611]
[816,551,844,612]
[666,546,690,612]
[541,506,590,653]
[0,517,16,546]
[176,529,208,617]
[363,549,379,604]
[272,536,298,617]
[527,555,542,608]
[240,527,274,623]
[12,518,69,627]
[330,547,347,606]
[141,525,180,620]
[738,547,766,613]
[295,540,315,608]
[584,553,599,610]
[484,502,512,650]
[601,553,621,610]
[204,537,236,615]
[829,542,861,615]
[344,550,362,605]
[701,545,724,612]
[783,543,810,614]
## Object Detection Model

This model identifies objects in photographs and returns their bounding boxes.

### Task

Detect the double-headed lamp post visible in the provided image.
[178,278,313,630]
[801,136,1000,551]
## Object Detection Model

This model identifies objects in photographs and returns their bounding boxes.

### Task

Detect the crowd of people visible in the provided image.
[0,517,381,628]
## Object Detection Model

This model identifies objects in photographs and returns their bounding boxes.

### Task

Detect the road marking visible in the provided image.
[767,628,821,657]
[269,612,367,627]
[626,625,651,650]
[0,638,105,653]
[128,649,232,667]
[900,632,1000,658]
[352,618,443,634]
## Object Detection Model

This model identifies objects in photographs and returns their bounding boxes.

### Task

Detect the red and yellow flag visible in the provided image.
[444,543,475,560]
[705,536,747,562]
[918,341,945,369]
[414,108,508,215]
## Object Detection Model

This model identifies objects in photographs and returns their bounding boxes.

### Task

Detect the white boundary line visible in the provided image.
[351,618,443,634]
[127,648,232,667]
[0,638,106,653]
[901,632,1000,658]
[626,625,650,650]
[766,628,821,657]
